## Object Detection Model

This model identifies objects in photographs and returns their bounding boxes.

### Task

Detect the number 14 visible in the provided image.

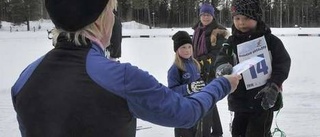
[249,54,268,79]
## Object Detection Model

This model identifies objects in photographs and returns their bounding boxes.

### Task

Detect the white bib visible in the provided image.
[237,36,272,90]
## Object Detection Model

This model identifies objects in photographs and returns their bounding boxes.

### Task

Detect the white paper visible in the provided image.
[232,56,264,75]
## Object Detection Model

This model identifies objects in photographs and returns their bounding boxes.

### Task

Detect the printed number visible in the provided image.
[249,54,269,79]
[247,83,254,88]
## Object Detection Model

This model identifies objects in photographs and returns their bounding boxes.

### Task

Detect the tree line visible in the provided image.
[1,0,319,31]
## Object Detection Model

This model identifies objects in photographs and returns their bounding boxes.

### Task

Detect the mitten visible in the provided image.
[187,80,206,94]
[221,43,236,58]
[254,82,280,110]
[215,63,233,77]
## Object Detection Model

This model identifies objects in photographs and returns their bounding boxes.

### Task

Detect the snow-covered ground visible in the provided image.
[1,21,320,137]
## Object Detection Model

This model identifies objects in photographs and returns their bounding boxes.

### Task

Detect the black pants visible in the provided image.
[175,105,223,137]
[231,110,273,137]
[175,126,197,137]
[202,105,223,137]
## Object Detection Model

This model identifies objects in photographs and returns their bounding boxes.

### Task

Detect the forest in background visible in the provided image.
[1,0,319,31]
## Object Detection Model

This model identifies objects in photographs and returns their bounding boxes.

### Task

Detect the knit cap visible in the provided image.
[231,0,262,21]
[45,0,109,32]
[199,3,215,17]
[172,31,192,52]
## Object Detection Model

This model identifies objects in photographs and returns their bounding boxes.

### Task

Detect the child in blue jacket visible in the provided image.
[167,31,206,137]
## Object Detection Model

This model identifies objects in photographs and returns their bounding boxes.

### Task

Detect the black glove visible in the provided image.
[254,82,280,110]
[222,43,233,56]
[187,80,205,94]
[215,63,233,77]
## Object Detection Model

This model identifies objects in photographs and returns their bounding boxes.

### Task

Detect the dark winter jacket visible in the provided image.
[167,58,201,96]
[12,35,232,137]
[215,21,291,112]
[192,20,227,60]
[107,16,122,58]
[192,20,228,83]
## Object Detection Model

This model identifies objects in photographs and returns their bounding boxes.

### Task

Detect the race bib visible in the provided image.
[237,36,272,90]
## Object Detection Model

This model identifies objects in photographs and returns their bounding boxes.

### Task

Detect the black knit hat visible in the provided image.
[231,0,262,21]
[45,0,109,32]
[172,31,192,52]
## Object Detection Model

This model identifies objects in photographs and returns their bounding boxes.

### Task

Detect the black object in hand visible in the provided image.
[215,63,233,77]
[255,82,280,110]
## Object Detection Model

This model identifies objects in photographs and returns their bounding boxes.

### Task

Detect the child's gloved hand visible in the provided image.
[254,82,280,110]
[187,80,206,94]
[215,63,233,77]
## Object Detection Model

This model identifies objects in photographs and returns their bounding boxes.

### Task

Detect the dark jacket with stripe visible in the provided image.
[12,35,232,137]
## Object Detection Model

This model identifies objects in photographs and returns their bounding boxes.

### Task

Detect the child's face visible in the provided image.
[200,13,214,26]
[233,14,257,33]
[177,43,193,59]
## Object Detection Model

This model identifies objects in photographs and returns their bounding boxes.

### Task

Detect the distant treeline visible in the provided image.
[0,0,319,30]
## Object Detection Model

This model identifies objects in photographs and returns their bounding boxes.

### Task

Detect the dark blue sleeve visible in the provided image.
[86,45,231,128]
[123,64,231,128]
[167,65,189,96]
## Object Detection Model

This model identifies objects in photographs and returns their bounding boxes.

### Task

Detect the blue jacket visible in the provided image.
[12,37,231,137]
[167,58,201,96]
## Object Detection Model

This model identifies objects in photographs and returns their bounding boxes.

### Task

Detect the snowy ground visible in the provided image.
[1,21,320,137]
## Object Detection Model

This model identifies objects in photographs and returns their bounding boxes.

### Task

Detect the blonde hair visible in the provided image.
[174,53,201,72]
[51,0,117,46]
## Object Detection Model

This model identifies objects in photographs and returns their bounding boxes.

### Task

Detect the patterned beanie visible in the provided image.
[231,0,262,21]
[199,3,215,17]
[172,31,192,52]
